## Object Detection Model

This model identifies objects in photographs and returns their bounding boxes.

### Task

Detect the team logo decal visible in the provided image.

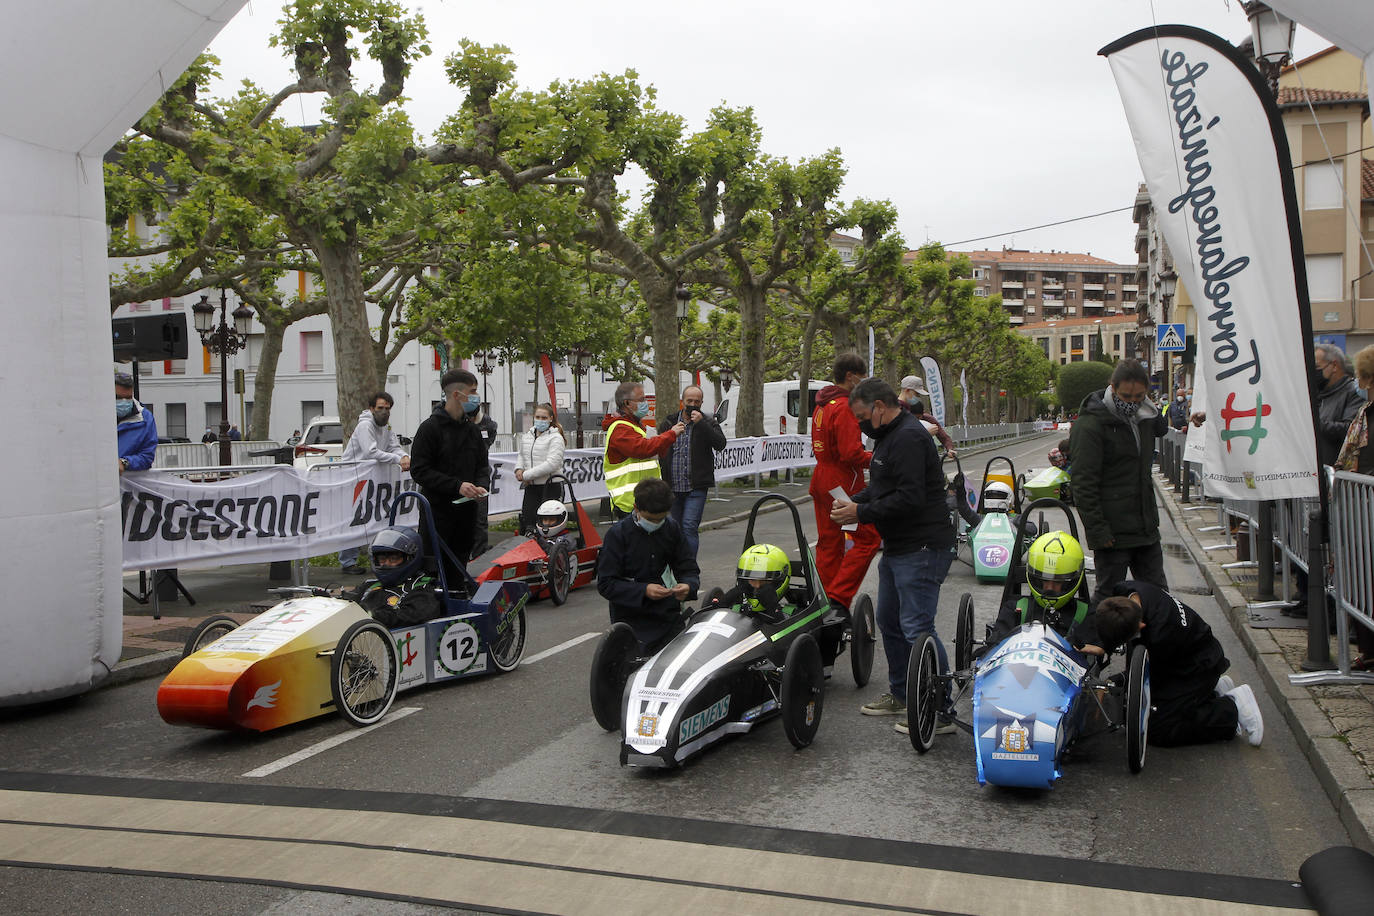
[636,714,659,737]
[977,544,1009,567]
[245,680,281,710]
[1000,718,1030,753]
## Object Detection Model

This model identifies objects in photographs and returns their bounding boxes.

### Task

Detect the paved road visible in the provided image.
[0,434,1350,913]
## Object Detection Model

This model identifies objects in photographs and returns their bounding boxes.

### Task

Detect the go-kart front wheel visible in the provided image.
[547,541,573,606]
[906,633,941,754]
[849,593,876,687]
[955,594,975,673]
[489,606,527,673]
[331,619,399,727]
[781,633,824,749]
[182,615,239,658]
[590,623,639,731]
[1126,643,1151,773]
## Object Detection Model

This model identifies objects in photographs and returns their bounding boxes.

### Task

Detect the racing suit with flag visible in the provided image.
[807,384,878,610]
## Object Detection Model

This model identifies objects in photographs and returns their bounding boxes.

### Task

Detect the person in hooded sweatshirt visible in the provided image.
[1069,361,1170,607]
[115,371,157,474]
[337,391,411,574]
[409,369,489,584]
[808,353,878,614]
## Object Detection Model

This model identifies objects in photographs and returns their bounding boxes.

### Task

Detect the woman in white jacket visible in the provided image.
[516,403,567,534]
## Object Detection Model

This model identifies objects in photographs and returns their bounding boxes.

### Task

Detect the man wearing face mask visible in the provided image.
[1069,361,1170,606]
[337,391,411,574]
[601,381,685,519]
[596,478,700,654]
[115,371,157,475]
[897,375,956,455]
[409,369,490,582]
[657,385,726,558]
[1167,388,1190,431]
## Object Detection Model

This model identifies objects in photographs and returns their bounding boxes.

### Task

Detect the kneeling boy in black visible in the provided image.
[1084,581,1263,747]
[596,478,700,654]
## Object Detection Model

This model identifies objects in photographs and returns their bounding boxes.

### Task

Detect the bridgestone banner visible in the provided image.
[121,435,816,571]
[1102,26,1320,499]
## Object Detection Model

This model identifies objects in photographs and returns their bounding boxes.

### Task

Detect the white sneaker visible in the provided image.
[1215,675,1234,696]
[1226,684,1264,746]
[894,718,957,736]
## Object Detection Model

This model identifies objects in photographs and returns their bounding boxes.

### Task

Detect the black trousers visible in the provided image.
[1090,541,1168,608]
[424,504,475,587]
[519,481,553,534]
[1150,682,1239,747]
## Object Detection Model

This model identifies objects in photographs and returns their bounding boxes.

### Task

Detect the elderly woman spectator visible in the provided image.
[1334,345,1374,669]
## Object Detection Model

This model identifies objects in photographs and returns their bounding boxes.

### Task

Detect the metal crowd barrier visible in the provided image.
[152,440,283,469]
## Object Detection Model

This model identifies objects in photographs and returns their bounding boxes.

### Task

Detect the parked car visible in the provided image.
[290,416,345,469]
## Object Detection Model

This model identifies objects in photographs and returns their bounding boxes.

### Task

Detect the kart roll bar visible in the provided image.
[743,493,817,601]
[980,455,1021,514]
[387,491,480,597]
[997,496,1090,626]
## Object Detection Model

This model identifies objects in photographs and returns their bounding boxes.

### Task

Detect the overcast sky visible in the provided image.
[205,0,1330,265]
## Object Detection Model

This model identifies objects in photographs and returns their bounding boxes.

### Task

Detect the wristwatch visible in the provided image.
[120,458,129,471]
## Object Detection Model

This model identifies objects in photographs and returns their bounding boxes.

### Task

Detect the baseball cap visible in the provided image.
[114,371,135,387]
[899,375,930,397]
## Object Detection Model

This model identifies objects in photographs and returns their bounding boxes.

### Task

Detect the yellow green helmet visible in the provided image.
[736,544,790,603]
[1026,531,1085,611]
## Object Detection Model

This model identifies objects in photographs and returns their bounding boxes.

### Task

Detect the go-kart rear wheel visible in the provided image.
[182,615,239,658]
[1126,643,1151,773]
[331,619,399,728]
[955,594,975,673]
[547,541,573,606]
[849,593,876,687]
[489,606,527,673]
[781,633,824,749]
[906,633,940,754]
[590,623,639,731]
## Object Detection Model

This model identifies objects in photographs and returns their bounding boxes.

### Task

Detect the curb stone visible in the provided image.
[1154,477,1374,853]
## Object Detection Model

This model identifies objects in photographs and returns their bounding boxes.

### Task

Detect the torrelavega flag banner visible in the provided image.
[121,436,815,571]
[1103,26,1320,500]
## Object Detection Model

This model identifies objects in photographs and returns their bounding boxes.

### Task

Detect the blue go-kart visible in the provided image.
[905,497,1150,788]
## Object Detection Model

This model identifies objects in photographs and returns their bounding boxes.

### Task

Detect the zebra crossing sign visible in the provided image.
[1156,324,1186,352]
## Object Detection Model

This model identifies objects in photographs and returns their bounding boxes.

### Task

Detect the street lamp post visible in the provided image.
[1243,2,1297,97]
[1158,268,1178,392]
[719,366,734,393]
[191,291,253,466]
[474,350,498,406]
[675,282,692,332]
[569,345,589,448]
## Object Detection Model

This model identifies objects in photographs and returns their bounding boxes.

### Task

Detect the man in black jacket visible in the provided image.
[596,478,701,654]
[657,385,727,558]
[831,378,955,732]
[1083,581,1263,747]
[1314,344,1365,467]
[409,369,490,583]
[1069,361,1170,606]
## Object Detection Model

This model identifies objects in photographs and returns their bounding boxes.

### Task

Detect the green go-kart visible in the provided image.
[965,457,1039,584]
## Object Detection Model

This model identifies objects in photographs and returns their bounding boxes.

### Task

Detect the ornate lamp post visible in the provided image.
[1157,268,1178,390]
[568,344,589,448]
[1243,2,1297,97]
[474,349,498,405]
[719,366,735,393]
[191,291,253,466]
[675,282,692,331]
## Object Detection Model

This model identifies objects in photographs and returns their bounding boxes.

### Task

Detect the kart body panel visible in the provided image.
[972,623,1089,789]
[1023,466,1070,503]
[969,511,1019,583]
[619,605,824,768]
[157,580,529,731]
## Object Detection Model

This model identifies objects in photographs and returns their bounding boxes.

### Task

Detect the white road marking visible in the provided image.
[521,631,600,665]
[241,706,421,778]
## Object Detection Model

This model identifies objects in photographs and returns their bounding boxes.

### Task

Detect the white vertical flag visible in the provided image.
[920,357,947,426]
[960,369,969,433]
[1102,26,1319,499]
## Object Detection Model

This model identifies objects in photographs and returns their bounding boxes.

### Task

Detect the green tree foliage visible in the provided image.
[1056,361,1114,414]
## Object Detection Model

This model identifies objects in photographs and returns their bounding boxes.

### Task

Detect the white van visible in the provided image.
[717,380,830,437]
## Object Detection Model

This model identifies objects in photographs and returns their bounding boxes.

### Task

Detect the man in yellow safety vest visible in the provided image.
[601,381,685,518]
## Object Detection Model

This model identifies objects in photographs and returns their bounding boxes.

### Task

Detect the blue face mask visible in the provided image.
[635,514,665,533]
[633,401,650,419]
[116,399,135,419]
[463,394,481,414]
[534,419,551,432]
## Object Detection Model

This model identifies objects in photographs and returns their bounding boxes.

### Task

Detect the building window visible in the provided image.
[1106,290,1117,300]
[301,331,323,372]
[1026,272,1036,280]
[1108,274,1117,283]
[975,287,988,297]
[1114,334,1121,350]
[1304,161,1344,210]
[1027,289,1037,298]
[302,401,324,428]
[1037,338,1050,357]
[972,268,984,279]
[1071,334,1084,350]
[1305,253,1343,301]
[1060,338,1067,354]
[205,402,222,430]
[1067,289,1076,300]
[1125,331,1137,353]
[1067,272,1076,281]
[165,403,186,439]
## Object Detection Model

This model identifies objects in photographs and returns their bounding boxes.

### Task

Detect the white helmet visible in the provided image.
[535,499,568,537]
[982,481,1014,514]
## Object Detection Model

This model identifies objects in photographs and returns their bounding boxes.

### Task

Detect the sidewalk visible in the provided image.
[1155,473,1374,852]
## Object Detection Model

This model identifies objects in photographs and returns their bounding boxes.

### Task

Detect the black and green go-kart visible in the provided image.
[589,494,876,768]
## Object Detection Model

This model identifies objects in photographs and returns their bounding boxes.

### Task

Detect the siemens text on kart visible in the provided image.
[409,369,490,581]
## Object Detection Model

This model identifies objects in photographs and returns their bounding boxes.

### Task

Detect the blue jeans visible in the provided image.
[670,488,707,557]
[876,546,955,703]
[339,545,361,568]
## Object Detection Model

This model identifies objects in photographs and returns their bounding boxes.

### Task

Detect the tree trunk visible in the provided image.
[735,284,767,437]
[796,306,822,435]
[310,233,378,438]
[249,318,286,441]
[646,280,682,416]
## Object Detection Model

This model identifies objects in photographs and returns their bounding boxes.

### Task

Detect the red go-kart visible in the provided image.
[474,475,600,605]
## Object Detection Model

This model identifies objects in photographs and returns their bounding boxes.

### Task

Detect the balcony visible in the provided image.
[1008,315,1024,325]
[1002,297,1024,306]
[1083,296,1105,306]
[1002,279,1024,288]
[1122,284,1139,292]
[1042,278,1065,289]
[1082,282,1105,291]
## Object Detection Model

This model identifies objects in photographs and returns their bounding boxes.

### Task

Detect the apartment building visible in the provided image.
[953,248,1139,329]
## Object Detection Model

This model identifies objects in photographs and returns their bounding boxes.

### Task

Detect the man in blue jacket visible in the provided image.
[115,371,157,474]
[831,378,955,734]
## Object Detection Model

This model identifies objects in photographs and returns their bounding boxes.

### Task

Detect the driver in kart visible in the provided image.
[705,544,793,624]
[345,526,441,628]
[596,478,700,654]
[980,531,1094,655]
[533,499,571,544]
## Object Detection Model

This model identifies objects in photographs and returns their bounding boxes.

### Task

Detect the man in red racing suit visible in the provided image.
[808,353,880,612]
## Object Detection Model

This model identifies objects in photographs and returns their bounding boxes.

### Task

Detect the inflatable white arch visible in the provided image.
[0,1,245,705]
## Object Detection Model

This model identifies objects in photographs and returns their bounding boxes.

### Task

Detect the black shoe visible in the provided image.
[342,564,367,576]
[1282,603,1308,618]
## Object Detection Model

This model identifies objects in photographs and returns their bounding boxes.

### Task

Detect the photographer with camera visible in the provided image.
[656,385,725,559]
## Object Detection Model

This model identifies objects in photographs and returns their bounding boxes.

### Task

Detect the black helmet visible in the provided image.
[369,526,424,587]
